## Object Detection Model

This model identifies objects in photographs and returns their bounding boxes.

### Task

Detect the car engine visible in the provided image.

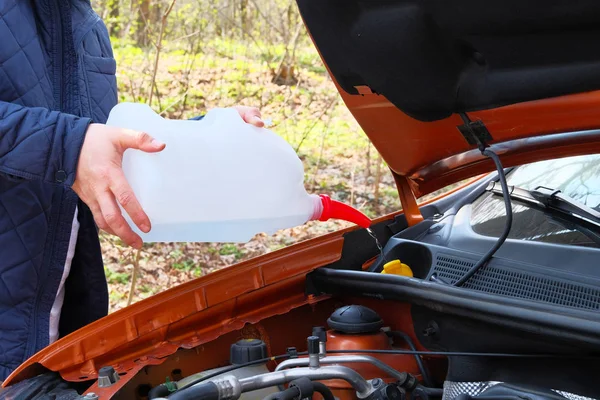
[145,305,595,400]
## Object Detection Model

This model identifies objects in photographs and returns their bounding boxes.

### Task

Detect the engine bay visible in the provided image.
[108,301,597,400]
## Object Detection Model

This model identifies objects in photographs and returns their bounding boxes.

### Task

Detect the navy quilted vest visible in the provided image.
[0,0,114,379]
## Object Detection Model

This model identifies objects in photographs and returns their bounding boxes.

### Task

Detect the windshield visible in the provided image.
[470,154,600,248]
[506,154,600,211]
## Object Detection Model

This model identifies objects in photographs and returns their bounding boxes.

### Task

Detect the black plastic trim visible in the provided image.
[307,268,600,349]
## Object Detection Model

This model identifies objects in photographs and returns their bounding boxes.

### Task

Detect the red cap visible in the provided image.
[317,194,371,228]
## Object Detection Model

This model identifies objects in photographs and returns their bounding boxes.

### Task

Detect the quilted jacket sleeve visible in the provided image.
[0,101,91,186]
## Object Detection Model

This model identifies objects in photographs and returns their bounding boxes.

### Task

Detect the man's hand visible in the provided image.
[73,124,165,249]
[233,105,264,127]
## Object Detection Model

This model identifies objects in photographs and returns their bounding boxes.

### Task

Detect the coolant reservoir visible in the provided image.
[105,102,370,243]
[324,305,422,400]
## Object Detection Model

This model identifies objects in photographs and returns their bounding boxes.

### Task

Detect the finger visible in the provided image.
[240,107,264,128]
[110,171,151,233]
[98,221,117,236]
[118,129,166,153]
[97,191,143,249]
[88,201,117,235]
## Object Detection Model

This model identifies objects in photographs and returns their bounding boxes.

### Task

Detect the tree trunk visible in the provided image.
[108,0,120,37]
[151,0,163,26]
[240,0,248,39]
[136,0,151,47]
[374,155,382,206]
[366,143,372,178]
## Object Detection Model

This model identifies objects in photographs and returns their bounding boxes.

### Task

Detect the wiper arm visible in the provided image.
[486,182,600,224]
[530,186,600,223]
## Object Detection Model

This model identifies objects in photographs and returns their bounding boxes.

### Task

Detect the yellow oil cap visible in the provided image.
[381,259,413,277]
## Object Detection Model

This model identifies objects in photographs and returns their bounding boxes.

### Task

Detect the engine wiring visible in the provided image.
[170,347,599,394]
[325,349,598,358]
[452,148,513,287]
[386,330,433,387]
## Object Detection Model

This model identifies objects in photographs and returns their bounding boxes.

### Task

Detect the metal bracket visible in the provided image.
[457,113,493,149]
[286,347,299,359]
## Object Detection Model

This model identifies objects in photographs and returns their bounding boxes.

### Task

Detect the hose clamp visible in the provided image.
[215,376,242,400]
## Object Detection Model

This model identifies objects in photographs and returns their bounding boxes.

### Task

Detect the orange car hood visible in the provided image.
[297,0,600,197]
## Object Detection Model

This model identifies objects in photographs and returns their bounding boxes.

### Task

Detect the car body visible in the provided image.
[4,1,600,399]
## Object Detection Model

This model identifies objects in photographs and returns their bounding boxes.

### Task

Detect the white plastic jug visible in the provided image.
[105,102,370,243]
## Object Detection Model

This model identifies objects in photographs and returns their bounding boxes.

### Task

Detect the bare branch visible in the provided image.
[148,0,177,106]
[127,249,142,306]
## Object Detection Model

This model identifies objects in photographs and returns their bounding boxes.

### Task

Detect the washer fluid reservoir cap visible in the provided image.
[230,339,268,365]
[327,305,384,334]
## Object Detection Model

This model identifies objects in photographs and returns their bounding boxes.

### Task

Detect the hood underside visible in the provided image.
[297,0,600,196]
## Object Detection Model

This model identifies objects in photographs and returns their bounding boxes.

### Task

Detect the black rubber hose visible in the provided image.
[312,382,335,400]
[412,385,444,400]
[454,149,512,287]
[175,352,307,394]
[273,376,315,399]
[263,386,300,400]
[168,381,220,400]
[267,380,332,400]
[387,331,433,387]
[148,384,171,399]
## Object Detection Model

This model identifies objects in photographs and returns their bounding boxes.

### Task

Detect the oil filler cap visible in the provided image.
[327,305,384,334]
[230,339,268,365]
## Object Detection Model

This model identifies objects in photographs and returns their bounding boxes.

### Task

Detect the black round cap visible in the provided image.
[307,336,320,355]
[327,305,384,334]
[312,326,327,342]
[230,339,268,365]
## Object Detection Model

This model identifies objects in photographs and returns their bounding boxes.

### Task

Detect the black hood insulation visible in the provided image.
[297,0,600,121]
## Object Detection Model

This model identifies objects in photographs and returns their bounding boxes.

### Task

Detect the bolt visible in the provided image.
[83,393,99,400]
[370,378,384,388]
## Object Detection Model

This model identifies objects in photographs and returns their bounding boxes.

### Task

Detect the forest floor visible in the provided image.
[102,39,457,312]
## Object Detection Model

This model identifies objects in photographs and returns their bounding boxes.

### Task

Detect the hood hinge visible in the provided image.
[392,173,424,227]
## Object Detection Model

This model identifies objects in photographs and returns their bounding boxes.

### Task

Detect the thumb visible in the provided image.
[118,129,165,153]
[245,110,264,128]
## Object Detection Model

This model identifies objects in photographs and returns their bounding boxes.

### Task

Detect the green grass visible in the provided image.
[104,267,130,285]
[111,38,356,159]
[219,244,244,259]
[172,259,195,271]
[110,291,126,304]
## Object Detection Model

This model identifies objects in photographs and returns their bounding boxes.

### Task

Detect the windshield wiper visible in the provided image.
[486,182,600,225]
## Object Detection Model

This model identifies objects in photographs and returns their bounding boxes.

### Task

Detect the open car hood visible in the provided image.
[297,0,600,196]
[9,2,600,391]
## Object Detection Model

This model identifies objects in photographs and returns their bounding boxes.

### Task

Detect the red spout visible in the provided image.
[317,194,371,228]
